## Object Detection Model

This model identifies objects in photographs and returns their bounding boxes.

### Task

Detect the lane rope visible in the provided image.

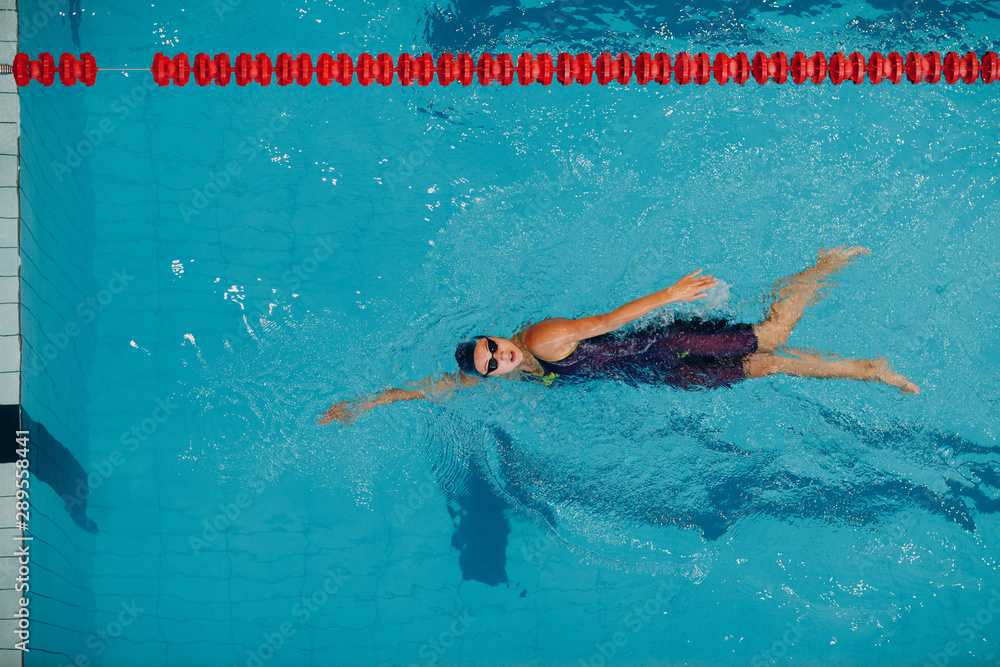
[7,50,998,87]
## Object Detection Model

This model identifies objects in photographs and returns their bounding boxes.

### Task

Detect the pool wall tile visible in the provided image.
[1,4,21,666]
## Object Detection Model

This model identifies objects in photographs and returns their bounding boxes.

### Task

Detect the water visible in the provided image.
[17,0,1000,665]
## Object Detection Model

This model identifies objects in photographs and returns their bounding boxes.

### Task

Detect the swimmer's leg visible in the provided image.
[753,245,870,352]
[742,349,919,394]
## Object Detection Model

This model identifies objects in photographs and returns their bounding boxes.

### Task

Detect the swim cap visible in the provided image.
[455,336,485,376]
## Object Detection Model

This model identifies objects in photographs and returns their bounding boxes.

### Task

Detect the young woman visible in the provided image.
[318,245,918,425]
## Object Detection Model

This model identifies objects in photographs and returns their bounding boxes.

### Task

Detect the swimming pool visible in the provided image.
[17,0,1000,665]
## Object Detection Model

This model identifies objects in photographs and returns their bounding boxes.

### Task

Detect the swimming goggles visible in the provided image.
[482,337,499,376]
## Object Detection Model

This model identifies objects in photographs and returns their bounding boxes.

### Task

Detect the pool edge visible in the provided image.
[0,0,21,665]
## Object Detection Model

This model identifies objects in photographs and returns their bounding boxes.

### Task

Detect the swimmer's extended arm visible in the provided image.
[317,372,478,425]
[525,269,718,357]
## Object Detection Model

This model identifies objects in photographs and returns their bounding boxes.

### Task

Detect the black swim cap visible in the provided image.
[455,336,485,376]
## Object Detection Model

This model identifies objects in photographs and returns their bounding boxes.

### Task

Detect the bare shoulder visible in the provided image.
[523,319,577,360]
[523,318,568,344]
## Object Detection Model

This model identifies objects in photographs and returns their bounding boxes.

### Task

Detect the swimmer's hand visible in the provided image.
[317,400,363,425]
[668,269,718,302]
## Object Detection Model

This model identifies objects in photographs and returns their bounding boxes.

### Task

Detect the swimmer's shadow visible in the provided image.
[483,414,996,543]
[22,410,99,534]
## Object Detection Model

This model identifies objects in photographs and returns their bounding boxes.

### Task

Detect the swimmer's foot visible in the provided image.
[816,244,871,274]
[871,356,920,394]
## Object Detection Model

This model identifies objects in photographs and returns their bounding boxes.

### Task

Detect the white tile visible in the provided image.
[0,95,16,124]
[0,157,14,187]
[0,336,16,372]
[0,490,12,528]
[0,277,15,302]
[0,304,15,335]
[0,189,15,219]
[0,375,16,404]
[0,123,15,152]
[0,619,26,661]
[0,247,15,276]
[0,217,14,247]
[0,463,13,495]
[0,11,14,41]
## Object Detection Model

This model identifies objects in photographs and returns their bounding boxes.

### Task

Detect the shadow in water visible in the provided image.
[433,408,998,584]
[22,410,99,534]
[429,423,558,587]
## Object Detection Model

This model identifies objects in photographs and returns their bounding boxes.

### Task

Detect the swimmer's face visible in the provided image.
[474,337,523,376]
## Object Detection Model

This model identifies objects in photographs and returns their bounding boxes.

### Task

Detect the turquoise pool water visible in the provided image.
[18,0,1000,665]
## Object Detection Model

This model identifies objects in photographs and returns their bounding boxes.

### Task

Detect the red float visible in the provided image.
[790,52,813,84]
[337,54,356,86]
[771,52,789,84]
[594,53,616,85]
[674,52,692,85]
[271,53,312,86]
[943,52,980,84]
[634,52,654,85]
[924,51,942,83]
[496,53,514,86]
[693,52,712,85]
[867,53,885,84]
[810,52,828,84]
[355,53,375,86]
[982,52,999,83]
[28,53,55,86]
[886,52,904,84]
[847,52,866,84]
[828,52,849,84]
[713,54,732,85]
[905,52,927,84]
[751,52,773,84]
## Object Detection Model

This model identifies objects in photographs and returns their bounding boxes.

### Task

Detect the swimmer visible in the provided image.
[319,245,918,425]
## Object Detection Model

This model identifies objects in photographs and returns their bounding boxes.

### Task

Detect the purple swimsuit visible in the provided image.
[533,318,758,390]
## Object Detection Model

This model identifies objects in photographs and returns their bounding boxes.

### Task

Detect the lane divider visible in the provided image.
[8,50,999,87]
